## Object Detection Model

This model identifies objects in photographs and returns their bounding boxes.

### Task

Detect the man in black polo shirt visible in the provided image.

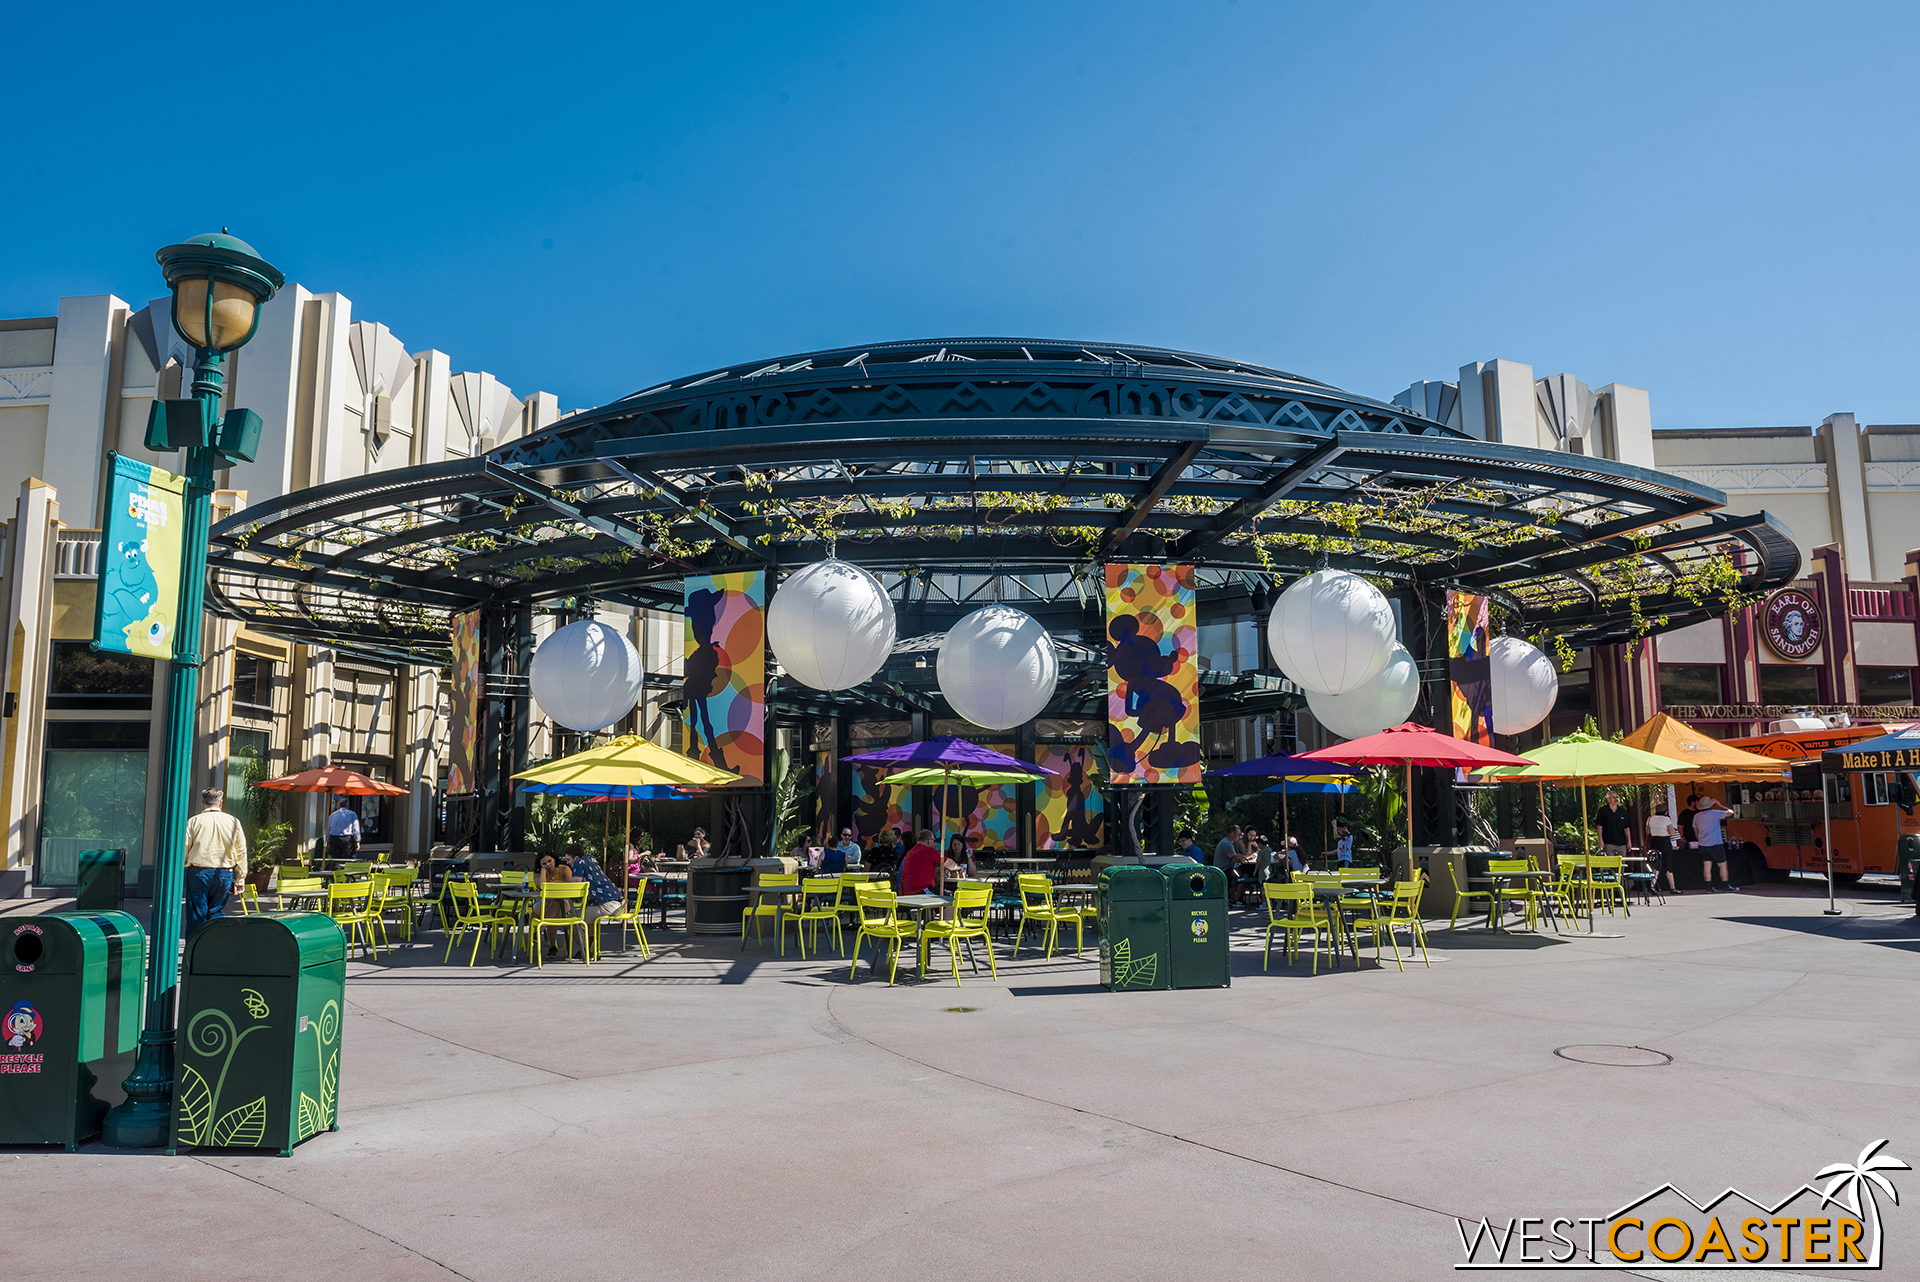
[1597,791,1632,861]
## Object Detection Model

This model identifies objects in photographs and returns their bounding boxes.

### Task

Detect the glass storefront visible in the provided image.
[38,721,147,886]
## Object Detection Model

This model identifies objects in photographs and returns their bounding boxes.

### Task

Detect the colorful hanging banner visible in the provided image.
[1036,743,1107,851]
[930,746,1020,851]
[683,570,766,785]
[850,765,908,842]
[446,608,483,795]
[1448,589,1494,747]
[1105,563,1202,784]
[93,453,187,661]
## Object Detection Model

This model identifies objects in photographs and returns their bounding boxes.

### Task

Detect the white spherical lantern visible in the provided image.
[1267,569,1397,696]
[1489,636,1559,735]
[529,619,644,733]
[936,606,1058,731]
[1305,642,1420,740]
[766,559,897,691]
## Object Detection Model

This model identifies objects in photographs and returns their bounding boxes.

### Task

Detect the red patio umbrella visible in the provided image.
[1295,722,1532,858]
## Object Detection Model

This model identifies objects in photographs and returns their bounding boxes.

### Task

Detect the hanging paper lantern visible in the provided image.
[936,606,1059,730]
[529,619,644,733]
[766,559,897,691]
[1489,636,1559,734]
[1305,642,1420,739]
[1267,569,1397,696]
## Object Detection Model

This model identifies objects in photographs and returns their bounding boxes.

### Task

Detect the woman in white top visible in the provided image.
[1645,806,1678,894]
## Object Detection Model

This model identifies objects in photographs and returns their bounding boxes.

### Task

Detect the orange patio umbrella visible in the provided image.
[256,765,407,795]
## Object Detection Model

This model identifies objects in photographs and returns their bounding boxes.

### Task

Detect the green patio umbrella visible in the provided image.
[1474,732,1692,929]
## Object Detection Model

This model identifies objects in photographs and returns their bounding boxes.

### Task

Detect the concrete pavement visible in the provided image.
[6,879,1918,1280]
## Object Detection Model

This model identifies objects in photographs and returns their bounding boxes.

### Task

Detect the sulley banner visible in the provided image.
[683,570,766,785]
[446,608,483,795]
[94,453,187,661]
[1106,564,1202,784]
[1449,589,1494,747]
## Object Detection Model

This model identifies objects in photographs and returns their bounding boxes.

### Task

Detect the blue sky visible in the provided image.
[6,1,1917,427]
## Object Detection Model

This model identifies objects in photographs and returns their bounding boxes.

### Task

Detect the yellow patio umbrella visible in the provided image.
[1475,732,1693,930]
[513,735,740,952]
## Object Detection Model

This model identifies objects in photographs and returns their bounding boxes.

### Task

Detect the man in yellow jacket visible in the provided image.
[183,787,248,939]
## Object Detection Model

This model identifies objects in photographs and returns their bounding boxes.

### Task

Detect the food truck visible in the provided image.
[1707,723,1920,882]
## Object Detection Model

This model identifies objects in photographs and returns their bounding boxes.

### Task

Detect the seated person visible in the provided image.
[943,835,977,882]
[899,829,942,896]
[821,828,858,875]
[568,843,627,938]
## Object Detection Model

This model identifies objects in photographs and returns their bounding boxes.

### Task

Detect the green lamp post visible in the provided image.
[102,231,283,1148]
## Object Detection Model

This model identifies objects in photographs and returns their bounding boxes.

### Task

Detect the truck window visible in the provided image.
[1862,772,1891,807]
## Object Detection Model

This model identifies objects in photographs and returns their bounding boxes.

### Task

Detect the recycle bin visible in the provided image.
[75,849,125,912]
[1098,865,1170,992]
[0,910,145,1149]
[169,912,345,1157]
[1164,864,1230,989]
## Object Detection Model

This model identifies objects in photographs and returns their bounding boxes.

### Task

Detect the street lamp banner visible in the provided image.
[93,453,187,662]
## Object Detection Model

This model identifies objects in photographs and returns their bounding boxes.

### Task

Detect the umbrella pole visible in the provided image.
[1581,781,1594,932]
[1404,761,1413,869]
[623,793,633,952]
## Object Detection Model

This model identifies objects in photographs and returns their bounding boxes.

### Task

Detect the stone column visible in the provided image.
[0,481,59,889]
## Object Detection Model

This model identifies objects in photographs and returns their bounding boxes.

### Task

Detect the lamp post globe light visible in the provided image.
[101,232,282,1149]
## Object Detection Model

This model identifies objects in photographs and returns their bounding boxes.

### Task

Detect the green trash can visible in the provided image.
[169,913,346,1157]
[1099,866,1171,991]
[1164,865,1231,989]
[0,910,145,1149]
[75,849,125,912]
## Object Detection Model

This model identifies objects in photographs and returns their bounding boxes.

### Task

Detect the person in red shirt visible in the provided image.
[899,829,942,895]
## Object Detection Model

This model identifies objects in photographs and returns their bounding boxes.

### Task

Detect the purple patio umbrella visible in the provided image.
[841,737,1058,889]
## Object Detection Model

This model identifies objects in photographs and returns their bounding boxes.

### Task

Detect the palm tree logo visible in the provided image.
[1817,1138,1909,1264]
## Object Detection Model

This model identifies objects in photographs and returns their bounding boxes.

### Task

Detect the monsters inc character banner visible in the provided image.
[929,748,1020,852]
[94,453,186,661]
[683,571,766,786]
[1106,564,1202,785]
[1449,589,1494,748]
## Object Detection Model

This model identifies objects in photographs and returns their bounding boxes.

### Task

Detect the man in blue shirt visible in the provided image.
[820,827,859,875]
[1692,796,1738,892]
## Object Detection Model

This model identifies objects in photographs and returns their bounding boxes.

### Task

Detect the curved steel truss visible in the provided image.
[207,337,1800,666]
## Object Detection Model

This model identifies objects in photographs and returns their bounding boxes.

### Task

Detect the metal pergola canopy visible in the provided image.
[207,336,1801,670]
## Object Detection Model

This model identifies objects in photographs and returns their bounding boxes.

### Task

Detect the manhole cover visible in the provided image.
[942,1006,979,1014]
[1554,1044,1672,1067]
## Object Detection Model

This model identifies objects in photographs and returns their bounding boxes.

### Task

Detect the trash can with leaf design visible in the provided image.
[1164,865,1231,989]
[168,913,345,1157]
[0,910,144,1149]
[1097,866,1170,992]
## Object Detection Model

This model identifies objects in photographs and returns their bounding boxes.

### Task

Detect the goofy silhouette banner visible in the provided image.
[682,570,766,785]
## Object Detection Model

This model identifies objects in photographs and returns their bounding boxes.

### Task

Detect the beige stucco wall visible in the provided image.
[1854,621,1919,668]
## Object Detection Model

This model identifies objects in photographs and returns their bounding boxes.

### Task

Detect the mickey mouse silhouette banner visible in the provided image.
[682,571,766,785]
[94,453,187,661]
[1106,564,1202,785]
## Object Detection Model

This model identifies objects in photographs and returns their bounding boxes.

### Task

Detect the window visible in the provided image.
[1658,664,1723,707]
[1555,670,1592,717]
[1862,772,1891,806]
[1759,665,1820,706]
[39,720,147,886]
[48,641,152,710]
[1858,667,1914,706]
[232,654,275,716]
